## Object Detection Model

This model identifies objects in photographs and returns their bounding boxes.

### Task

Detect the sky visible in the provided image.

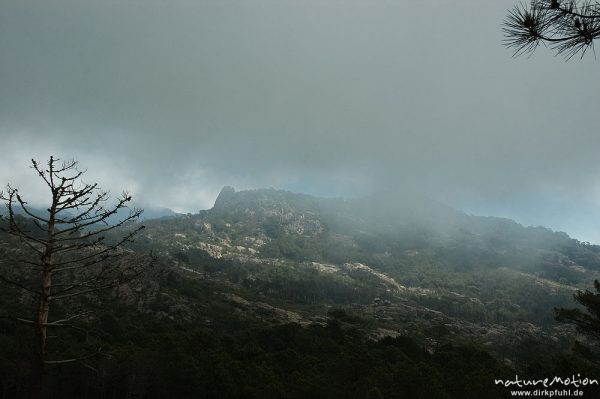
[1,0,600,242]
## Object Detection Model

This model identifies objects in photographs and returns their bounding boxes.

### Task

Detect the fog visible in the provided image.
[1,0,600,242]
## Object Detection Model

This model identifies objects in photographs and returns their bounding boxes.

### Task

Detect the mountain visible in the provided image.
[129,204,178,221]
[0,202,178,224]
[140,186,600,277]
[127,186,600,332]
[3,186,600,398]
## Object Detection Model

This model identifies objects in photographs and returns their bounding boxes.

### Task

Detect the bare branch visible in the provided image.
[46,312,92,326]
[54,196,139,236]
[0,155,150,392]
[44,349,104,365]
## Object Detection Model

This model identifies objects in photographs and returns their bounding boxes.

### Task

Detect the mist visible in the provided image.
[1,0,599,242]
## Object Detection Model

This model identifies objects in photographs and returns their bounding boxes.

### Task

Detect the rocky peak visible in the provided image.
[213,186,236,209]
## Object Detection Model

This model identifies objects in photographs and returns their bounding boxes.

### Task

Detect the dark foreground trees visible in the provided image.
[555,279,600,340]
[504,0,600,58]
[0,156,149,398]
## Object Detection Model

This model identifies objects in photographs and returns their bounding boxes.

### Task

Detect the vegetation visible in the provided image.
[0,157,150,398]
[2,268,598,399]
[504,0,600,58]
[556,279,600,344]
[2,185,600,397]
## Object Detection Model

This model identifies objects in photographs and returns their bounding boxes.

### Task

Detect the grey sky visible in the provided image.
[2,0,600,242]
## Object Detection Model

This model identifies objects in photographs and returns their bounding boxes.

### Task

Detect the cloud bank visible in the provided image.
[1,0,600,241]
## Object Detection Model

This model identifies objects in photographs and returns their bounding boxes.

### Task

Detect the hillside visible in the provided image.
[136,186,600,318]
[2,187,600,398]
[92,187,599,356]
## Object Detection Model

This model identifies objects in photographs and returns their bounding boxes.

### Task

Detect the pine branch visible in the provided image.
[504,0,600,58]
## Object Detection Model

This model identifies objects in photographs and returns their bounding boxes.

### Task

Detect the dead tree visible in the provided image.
[0,156,148,398]
[504,0,600,59]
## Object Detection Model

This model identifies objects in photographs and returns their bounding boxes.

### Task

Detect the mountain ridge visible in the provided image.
[3,185,600,397]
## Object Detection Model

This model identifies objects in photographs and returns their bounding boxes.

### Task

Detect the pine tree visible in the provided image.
[0,156,150,398]
[555,279,600,340]
[504,0,600,58]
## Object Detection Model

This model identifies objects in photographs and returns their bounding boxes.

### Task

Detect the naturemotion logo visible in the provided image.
[494,375,598,389]
[495,375,598,397]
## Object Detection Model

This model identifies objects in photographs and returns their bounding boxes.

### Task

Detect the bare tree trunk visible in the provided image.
[1,157,148,398]
[38,259,53,359]
[29,197,56,399]
[29,270,51,399]
[28,337,44,399]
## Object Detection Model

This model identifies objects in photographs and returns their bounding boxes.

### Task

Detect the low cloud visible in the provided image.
[1,0,600,241]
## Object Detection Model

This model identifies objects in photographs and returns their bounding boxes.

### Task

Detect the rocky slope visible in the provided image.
[117,186,600,360]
